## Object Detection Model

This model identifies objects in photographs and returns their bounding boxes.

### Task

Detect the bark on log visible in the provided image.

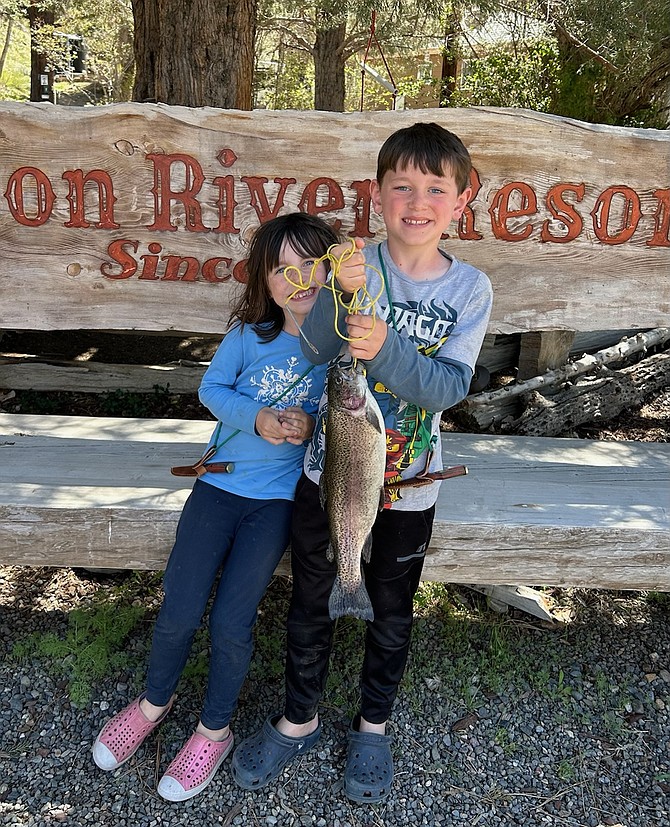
[511,350,670,437]
[455,327,670,430]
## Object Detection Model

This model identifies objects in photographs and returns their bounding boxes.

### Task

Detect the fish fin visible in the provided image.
[361,532,373,564]
[328,576,374,622]
[326,542,335,563]
[318,474,327,510]
[365,403,384,434]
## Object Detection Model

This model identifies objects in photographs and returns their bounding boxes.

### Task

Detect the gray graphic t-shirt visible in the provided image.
[303,241,493,511]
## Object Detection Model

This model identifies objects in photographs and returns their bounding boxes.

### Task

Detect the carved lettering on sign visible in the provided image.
[2,146,669,290]
[101,239,235,283]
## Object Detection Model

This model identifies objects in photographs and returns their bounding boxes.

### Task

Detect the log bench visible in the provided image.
[0,413,668,589]
[1,103,669,591]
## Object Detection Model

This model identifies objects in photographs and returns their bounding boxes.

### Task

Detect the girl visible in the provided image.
[92,212,338,802]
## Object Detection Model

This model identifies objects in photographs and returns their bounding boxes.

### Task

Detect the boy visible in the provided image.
[232,122,493,802]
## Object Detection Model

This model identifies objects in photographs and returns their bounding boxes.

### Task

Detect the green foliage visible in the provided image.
[0,4,30,100]
[260,46,315,110]
[550,0,670,127]
[645,591,670,610]
[12,601,145,706]
[556,758,576,782]
[0,0,133,104]
[454,37,560,112]
[6,0,666,123]
[11,385,174,418]
[54,0,135,103]
[13,389,63,414]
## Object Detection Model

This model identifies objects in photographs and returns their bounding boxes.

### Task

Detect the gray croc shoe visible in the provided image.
[344,717,393,804]
[232,715,321,790]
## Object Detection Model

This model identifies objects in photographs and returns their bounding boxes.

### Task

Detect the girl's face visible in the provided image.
[268,239,328,331]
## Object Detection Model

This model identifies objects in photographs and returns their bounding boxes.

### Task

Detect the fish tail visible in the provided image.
[328,576,374,621]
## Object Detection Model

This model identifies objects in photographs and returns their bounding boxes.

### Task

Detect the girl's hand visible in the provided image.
[256,407,315,445]
[346,313,388,361]
[277,407,315,445]
[255,407,290,445]
[330,237,366,296]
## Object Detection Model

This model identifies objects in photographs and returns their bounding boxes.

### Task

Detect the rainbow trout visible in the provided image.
[320,362,386,621]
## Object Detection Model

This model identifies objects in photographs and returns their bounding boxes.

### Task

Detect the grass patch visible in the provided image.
[646,591,670,610]
[12,601,146,706]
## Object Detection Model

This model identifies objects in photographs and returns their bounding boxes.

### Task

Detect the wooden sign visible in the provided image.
[1,102,668,335]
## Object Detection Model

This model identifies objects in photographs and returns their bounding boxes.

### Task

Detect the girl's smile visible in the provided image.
[269,240,327,333]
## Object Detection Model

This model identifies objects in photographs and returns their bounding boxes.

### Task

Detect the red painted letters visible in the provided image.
[3,149,668,288]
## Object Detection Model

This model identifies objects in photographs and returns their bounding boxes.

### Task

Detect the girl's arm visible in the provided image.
[198,329,265,435]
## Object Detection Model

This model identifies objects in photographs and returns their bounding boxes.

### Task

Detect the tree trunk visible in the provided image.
[0,17,14,80]
[130,0,159,102]
[131,0,256,109]
[439,12,460,107]
[27,2,54,103]
[313,22,346,112]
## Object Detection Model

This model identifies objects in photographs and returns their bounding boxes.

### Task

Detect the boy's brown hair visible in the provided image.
[376,121,472,194]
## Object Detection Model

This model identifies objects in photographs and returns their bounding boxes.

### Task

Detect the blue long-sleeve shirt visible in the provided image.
[197,323,327,501]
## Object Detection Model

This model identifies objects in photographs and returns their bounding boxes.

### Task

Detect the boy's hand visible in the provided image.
[331,237,366,296]
[346,313,388,361]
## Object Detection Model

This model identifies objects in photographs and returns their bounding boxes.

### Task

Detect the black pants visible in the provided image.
[284,474,435,725]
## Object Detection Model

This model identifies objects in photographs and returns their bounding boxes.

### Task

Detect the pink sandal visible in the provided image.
[92,694,173,771]
[158,731,234,802]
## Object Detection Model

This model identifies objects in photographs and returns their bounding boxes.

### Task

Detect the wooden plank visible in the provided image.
[1,413,668,588]
[517,330,576,380]
[1,103,669,336]
[474,333,520,374]
[0,330,649,395]
[0,356,208,394]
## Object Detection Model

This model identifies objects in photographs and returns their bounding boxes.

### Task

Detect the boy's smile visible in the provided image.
[371,163,471,271]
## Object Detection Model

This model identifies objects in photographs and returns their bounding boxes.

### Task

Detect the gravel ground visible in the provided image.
[1,568,668,827]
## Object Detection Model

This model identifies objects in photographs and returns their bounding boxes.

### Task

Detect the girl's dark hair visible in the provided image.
[229,212,340,342]
[376,121,472,194]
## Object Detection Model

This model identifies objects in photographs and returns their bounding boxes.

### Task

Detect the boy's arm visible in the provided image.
[299,284,349,364]
[366,276,493,412]
[369,336,472,412]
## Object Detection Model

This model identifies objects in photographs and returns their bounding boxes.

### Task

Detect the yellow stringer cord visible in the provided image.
[282,238,384,345]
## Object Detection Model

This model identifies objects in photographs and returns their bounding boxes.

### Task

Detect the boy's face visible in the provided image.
[370,162,471,253]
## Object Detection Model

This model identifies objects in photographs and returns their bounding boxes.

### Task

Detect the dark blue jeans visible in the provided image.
[285,474,435,725]
[145,479,292,730]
